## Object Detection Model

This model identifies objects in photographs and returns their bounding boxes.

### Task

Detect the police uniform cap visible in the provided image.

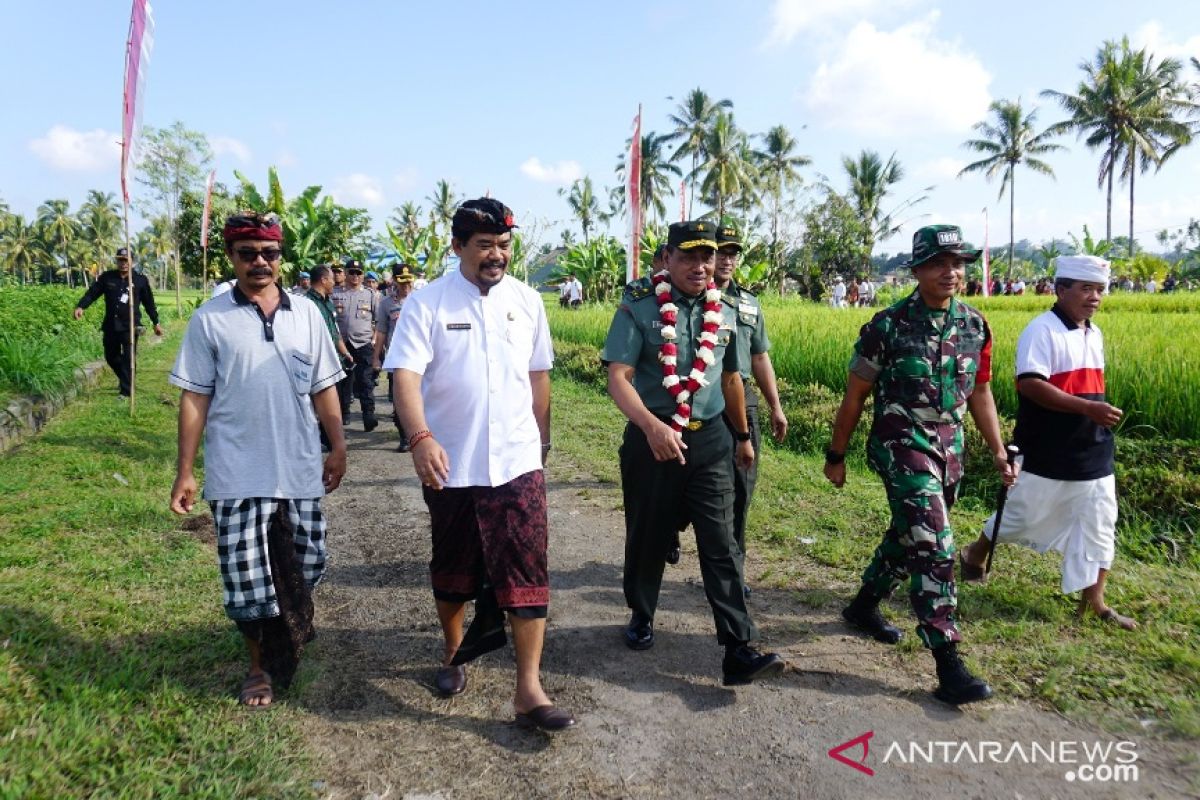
[392,263,415,283]
[667,220,717,251]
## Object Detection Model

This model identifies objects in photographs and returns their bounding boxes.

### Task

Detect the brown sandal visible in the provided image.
[238,672,274,707]
[958,552,986,583]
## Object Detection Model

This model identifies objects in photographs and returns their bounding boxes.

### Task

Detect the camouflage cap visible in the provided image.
[667,220,717,251]
[907,224,981,268]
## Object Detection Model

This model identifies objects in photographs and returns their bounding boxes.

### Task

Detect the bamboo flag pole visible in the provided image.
[119,0,155,415]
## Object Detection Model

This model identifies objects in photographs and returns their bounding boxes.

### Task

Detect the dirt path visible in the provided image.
[300,395,1195,800]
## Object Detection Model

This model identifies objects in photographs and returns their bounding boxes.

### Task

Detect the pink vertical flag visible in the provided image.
[981,207,990,296]
[121,0,155,205]
[626,106,643,284]
[200,169,216,248]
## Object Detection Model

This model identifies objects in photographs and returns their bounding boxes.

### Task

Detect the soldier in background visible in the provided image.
[824,224,1017,705]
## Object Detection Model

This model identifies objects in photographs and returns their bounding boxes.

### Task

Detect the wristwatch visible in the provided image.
[825,448,845,465]
[734,430,752,442]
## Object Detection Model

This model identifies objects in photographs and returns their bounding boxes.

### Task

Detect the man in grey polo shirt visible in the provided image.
[169,211,346,707]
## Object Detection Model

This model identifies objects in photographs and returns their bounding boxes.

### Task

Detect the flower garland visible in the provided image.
[653,270,724,431]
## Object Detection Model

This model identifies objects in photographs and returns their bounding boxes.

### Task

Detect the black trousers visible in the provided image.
[337,343,376,423]
[386,370,406,435]
[102,328,138,395]
[619,420,756,646]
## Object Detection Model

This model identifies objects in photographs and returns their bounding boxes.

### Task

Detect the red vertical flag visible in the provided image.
[200,169,216,248]
[626,106,643,284]
[120,0,155,205]
[679,180,686,222]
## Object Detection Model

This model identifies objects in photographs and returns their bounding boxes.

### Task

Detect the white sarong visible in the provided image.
[981,467,1116,594]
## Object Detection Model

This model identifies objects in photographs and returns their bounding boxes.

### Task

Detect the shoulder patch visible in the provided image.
[624,277,655,301]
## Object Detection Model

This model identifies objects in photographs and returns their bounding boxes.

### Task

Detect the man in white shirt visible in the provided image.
[858,276,875,306]
[384,198,573,731]
[831,275,847,307]
[564,273,583,308]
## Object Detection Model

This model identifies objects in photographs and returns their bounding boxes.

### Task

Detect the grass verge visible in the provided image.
[0,329,315,799]
[550,373,1200,739]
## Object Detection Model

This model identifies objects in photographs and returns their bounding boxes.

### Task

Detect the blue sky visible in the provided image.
[2,0,1198,256]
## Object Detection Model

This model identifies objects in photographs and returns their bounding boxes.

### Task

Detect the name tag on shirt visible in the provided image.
[738,303,758,316]
[446,323,471,331]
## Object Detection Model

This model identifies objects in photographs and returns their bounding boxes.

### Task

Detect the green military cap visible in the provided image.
[716,224,743,252]
[667,220,717,250]
[907,224,981,268]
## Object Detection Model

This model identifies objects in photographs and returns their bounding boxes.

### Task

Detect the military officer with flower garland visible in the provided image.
[601,220,785,686]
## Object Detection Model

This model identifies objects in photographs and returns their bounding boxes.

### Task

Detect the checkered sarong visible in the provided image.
[210,498,327,621]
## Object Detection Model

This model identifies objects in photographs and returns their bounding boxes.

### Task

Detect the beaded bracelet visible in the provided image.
[408,429,434,449]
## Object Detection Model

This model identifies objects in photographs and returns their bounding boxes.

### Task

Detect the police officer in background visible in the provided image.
[602,220,784,686]
[73,246,163,397]
[372,263,416,450]
[712,225,788,592]
[334,259,379,431]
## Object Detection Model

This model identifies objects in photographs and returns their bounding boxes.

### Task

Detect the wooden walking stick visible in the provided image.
[984,445,1020,575]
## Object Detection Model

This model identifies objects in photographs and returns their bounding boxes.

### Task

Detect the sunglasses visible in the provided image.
[347,269,364,276]
[235,247,284,263]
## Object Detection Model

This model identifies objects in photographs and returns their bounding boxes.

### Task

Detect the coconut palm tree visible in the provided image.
[426,180,458,238]
[667,88,733,217]
[841,151,926,269]
[615,130,682,227]
[78,190,122,284]
[0,214,47,284]
[754,124,811,280]
[1110,44,1195,257]
[36,199,77,286]
[559,176,601,243]
[390,201,423,237]
[958,99,1064,277]
[695,111,758,220]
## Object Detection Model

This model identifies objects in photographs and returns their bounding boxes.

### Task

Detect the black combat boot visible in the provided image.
[841,585,904,644]
[722,644,785,686]
[932,642,994,705]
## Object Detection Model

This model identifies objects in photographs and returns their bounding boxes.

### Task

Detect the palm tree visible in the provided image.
[958,99,1064,277]
[389,201,423,238]
[754,124,811,280]
[0,214,47,284]
[841,151,926,269]
[36,199,77,286]
[559,176,600,243]
[695,111,757,220]
[1111,44,1195,258]
[1044,39,1196,252]
[615,130,682,227]
[666,88,733,217]
[426,180,458,238]
[79,190,122,284]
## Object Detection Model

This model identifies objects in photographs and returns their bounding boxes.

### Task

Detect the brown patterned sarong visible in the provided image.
[423,469,549,608]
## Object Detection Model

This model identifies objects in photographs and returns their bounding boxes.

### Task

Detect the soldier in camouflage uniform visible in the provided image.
[824,224,1017,705]
[602,220,785,686]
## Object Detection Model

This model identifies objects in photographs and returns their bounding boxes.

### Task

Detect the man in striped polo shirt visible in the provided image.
[959,255,1136,630]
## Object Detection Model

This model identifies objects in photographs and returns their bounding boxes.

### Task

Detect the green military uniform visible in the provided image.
[849,288,993,648]
[305,287,340,346]
[601,239,757,647]
[721,279,769,554]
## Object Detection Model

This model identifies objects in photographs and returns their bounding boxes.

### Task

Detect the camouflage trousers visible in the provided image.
[860,470,961,649]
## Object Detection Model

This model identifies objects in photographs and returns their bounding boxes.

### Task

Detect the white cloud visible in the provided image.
[1131,21,1200,63]
[762,0,920,47]
[330,173,385,207]
[915,157,967,181]
[393,167,420,192]
[805,13,991,136]
[210,135,251,163]
[519,157,583,185]
[28,124,120,171]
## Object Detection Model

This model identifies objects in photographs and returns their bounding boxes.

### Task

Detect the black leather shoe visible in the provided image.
[743,584,752,599]
[666,534,681,565]
[624,612,654,650]
[722,644,785,686]
[434,664,467,696]
[932,643,994,705]
[842,586,904,644]
[363,416,379,433]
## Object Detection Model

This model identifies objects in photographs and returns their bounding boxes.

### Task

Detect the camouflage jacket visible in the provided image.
[849,291,993,484]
